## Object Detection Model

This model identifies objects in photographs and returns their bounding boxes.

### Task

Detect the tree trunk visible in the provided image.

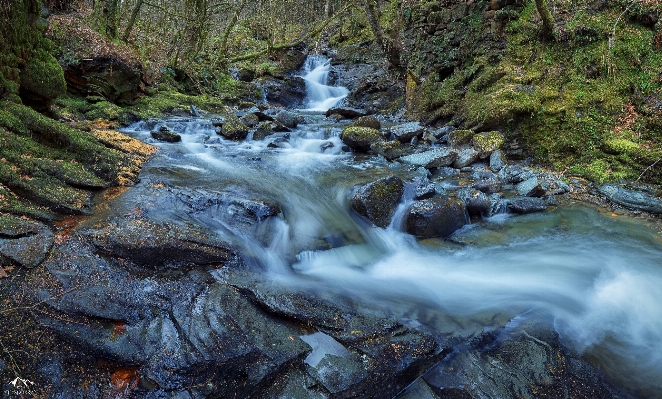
[535,0,555,38]
[121,0,144,42]
[363,0,401,71]
[325,0,332,17]
[102,0,120,40]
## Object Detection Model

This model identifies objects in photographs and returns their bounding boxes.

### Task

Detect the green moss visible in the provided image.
[447,129,475,146]
[473,131,505,155]
[340,126,384,151]
[604,139,640,155]
[19,45,66,101]
[85,101,123,121]
[123,90,229,122]
[0,101,143,214]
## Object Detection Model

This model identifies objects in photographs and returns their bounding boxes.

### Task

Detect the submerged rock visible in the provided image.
[351,176,404,228]
[405,196,469,238]
[598,184,662,213]
[340,126,384,152]
[275,110,299,128]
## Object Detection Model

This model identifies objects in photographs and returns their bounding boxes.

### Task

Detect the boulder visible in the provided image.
[447,129,475,147]
[456,188,491,216]
[412,177,437,200]
[216,115,249,141]
[325,107,367,119]
[598,184,662,213]
[473,131,505,159]
[352,115,381,129]
[340,126,384,152]
[516,177,545,197]
[261,76,307,107]
[150,126,181,142]
[507,197,548,214]
[62,57,143,104]
[498,165,534,184]
[398,148,457,169]
[240,112,260,128]
[405,196,469,238]
[371,140,407,160]
[473,178,502,194]
[389,122,425,143]
[87,218,235,269]
[0,214,54,269]
[275,110,299,128]
[490,150,507,171]
[351,176,404,228]
[453,147,479,168]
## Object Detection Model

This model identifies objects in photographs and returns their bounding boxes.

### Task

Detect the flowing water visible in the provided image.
[119,57,662,397]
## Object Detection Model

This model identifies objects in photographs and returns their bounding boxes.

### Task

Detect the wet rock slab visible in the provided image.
[599,184,662,213]
[0,214,54,268]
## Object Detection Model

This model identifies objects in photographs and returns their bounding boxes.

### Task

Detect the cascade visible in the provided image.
[300,55,349,111]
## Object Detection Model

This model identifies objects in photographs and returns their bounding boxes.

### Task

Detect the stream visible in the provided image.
[116,56,662,397]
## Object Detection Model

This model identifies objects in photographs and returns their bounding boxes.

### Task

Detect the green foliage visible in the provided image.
[408,0,662,183]
[0,0,65,104]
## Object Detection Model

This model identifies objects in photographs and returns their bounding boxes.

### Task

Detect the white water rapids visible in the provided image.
[118,56,662,397]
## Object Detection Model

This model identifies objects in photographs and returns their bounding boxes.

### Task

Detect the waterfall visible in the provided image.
[301,55,349,111]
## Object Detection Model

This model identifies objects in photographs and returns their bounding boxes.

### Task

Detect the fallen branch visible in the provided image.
[636,157,662,182]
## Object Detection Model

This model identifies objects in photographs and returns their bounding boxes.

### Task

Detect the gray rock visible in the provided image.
[0,215,54,268]
[412,177,437,200]
[507,197,548,214]
[371,140,407,160]
[217,115,250,141]
[473,178,502,194]
[551,180,571,195]
[516,177,545,197]
[262,76,307,108]
[457,188,491,216]
[351,176,404,228]
[87,218,235,269]
[433,167,460,178]
[405,196,469,238]
[325,107,367,119]
[498,165,534,184]
[598,184,662,213]
[390,122,425,143]
[398,148,457,169]
[421,319,625,399]
[489,150,507,171]
[453,147,479,169]
[151,127,182,142]
[240,112,260,128]
[351,115,381,129]
[275,110,299,128]
[340,126,384,152]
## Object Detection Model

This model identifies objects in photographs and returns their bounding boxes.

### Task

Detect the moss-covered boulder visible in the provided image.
[603,139,640,155]
[340,126,384,152]
[351,176,404,228]
[0,102,153,215]
[370,140,407,161]
[217,115,249,141]
[352,115,381,130]
[473,131,505,159]
[1,0,66,109]
[447,129,475,147]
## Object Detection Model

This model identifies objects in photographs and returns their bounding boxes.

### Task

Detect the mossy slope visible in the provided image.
[404,0,662,183]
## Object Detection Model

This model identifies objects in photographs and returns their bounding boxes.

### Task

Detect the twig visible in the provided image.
[636,157,662,182]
